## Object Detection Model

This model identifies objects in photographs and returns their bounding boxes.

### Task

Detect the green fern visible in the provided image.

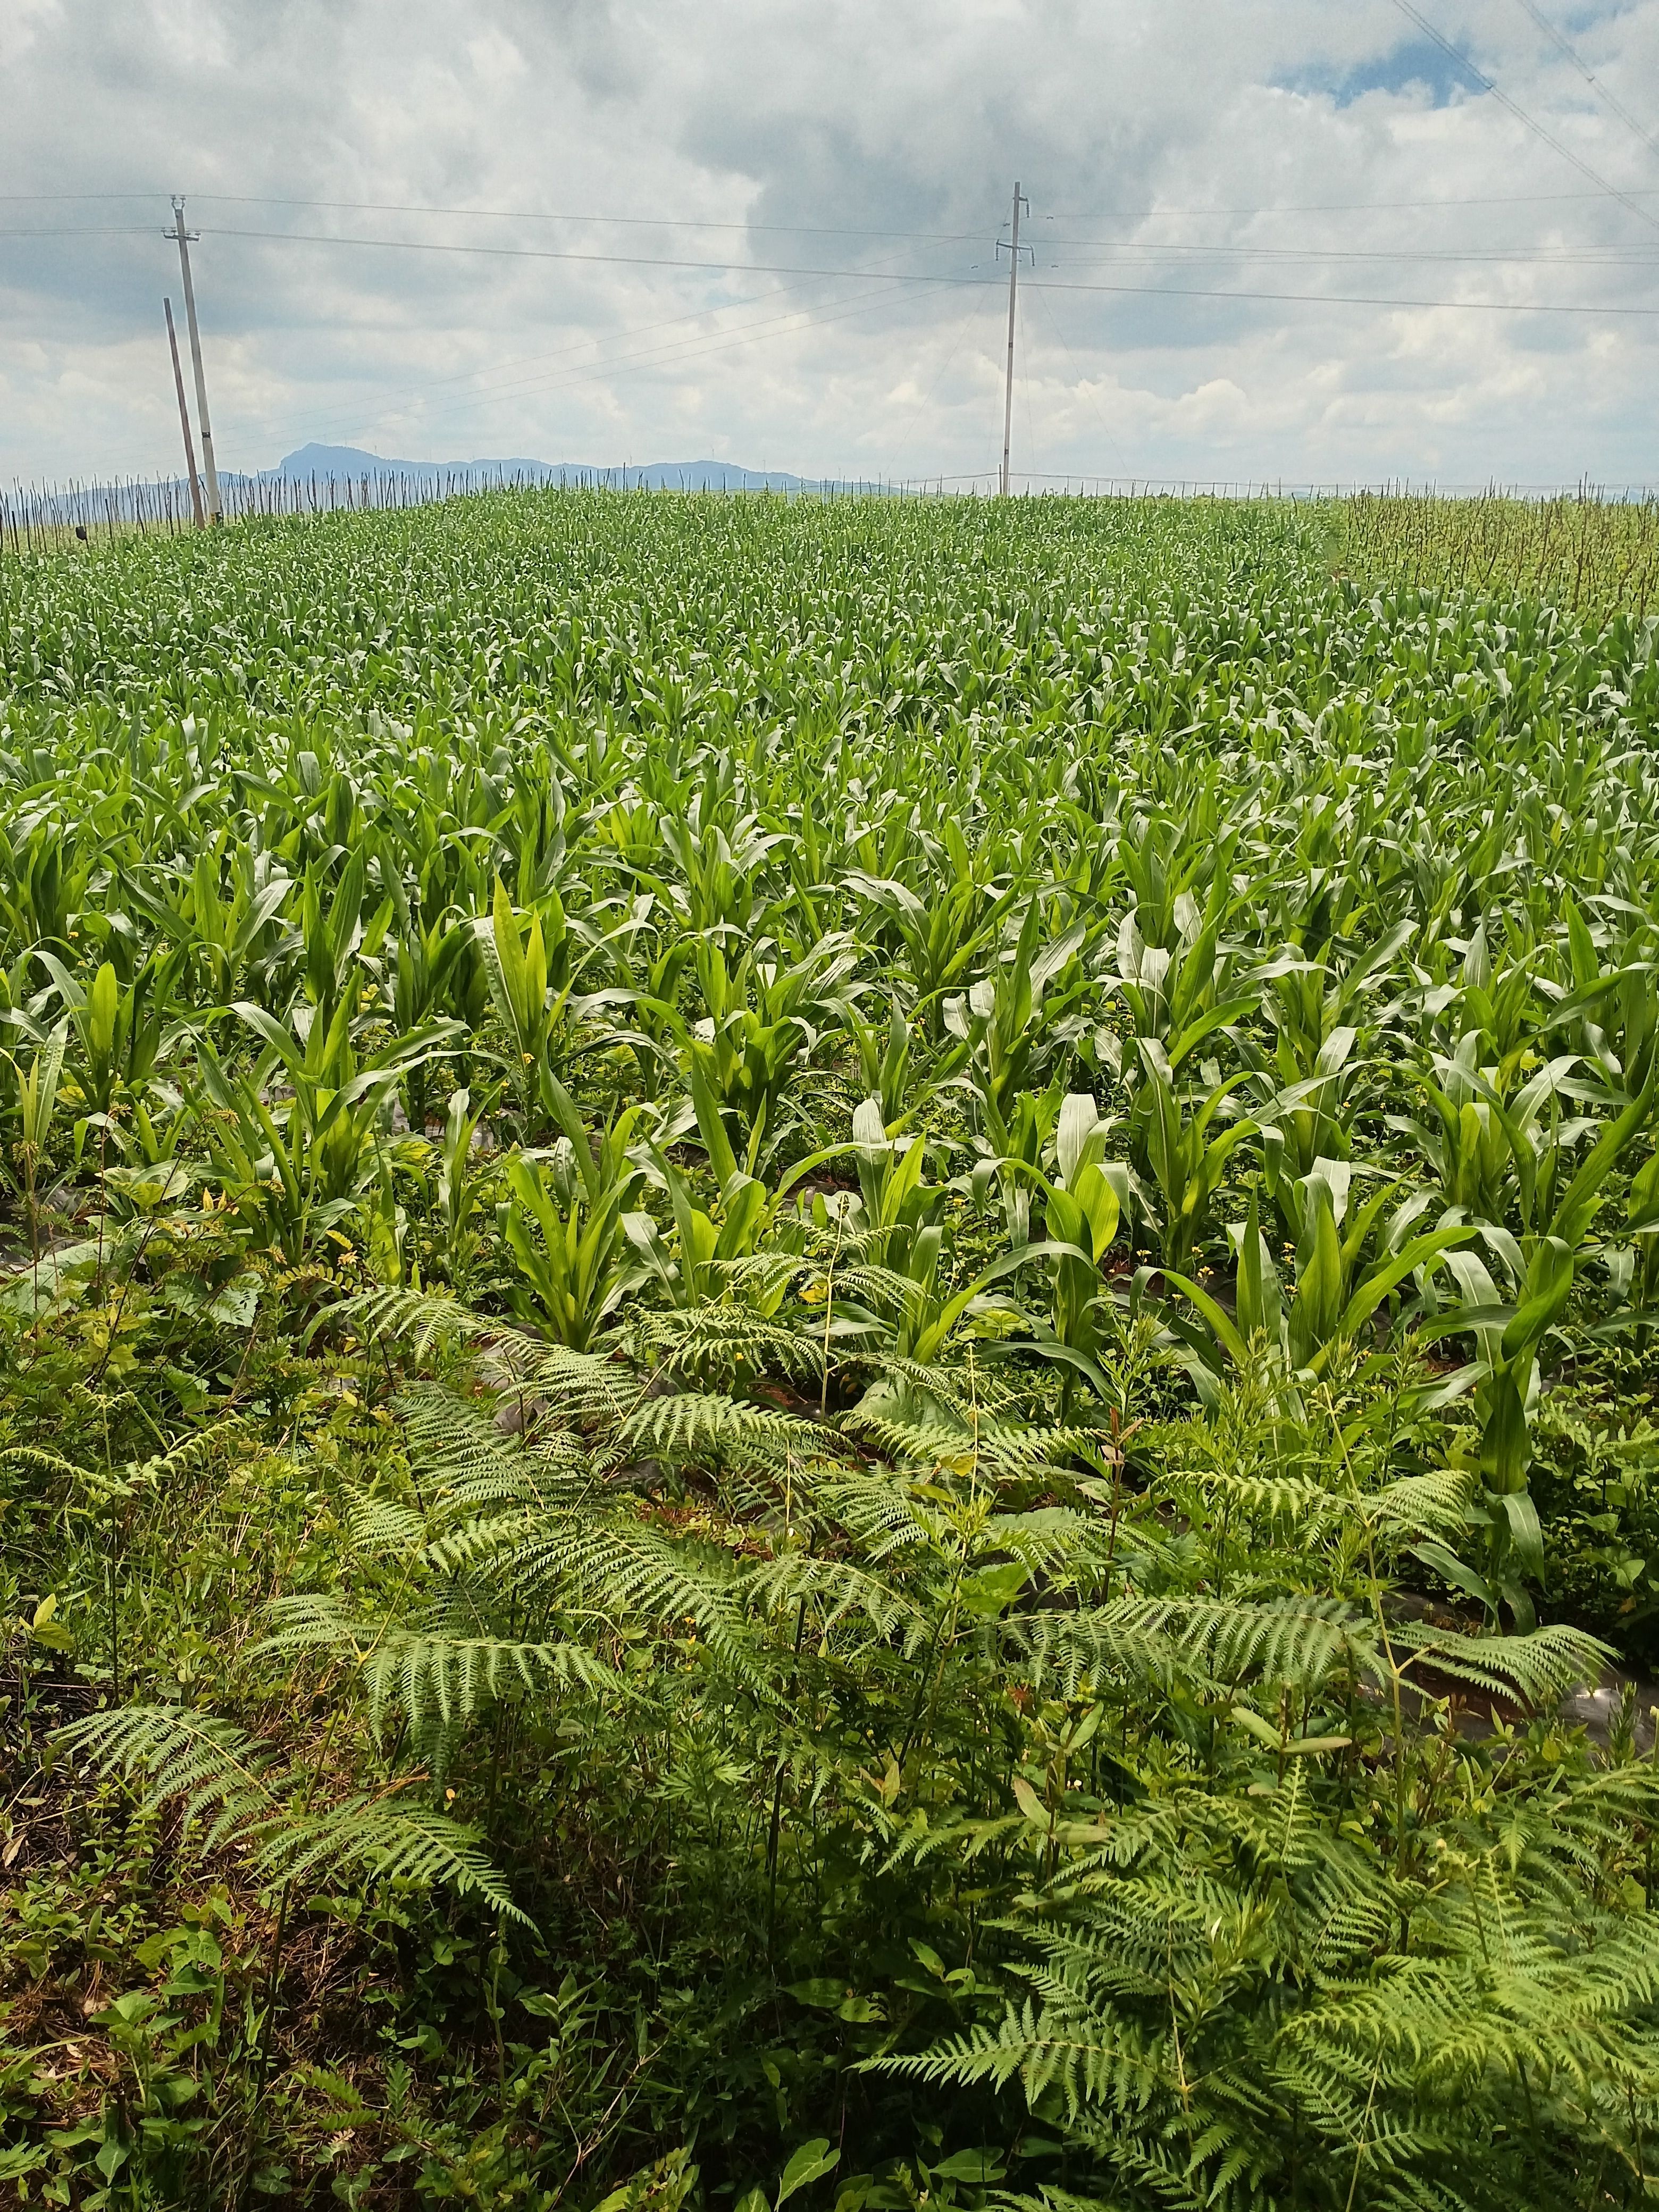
[258,1591,621,1731]
[54,1704,527,1922]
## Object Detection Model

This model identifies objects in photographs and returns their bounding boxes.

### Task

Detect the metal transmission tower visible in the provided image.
[168,198,223,523]
[996,182,1030,497]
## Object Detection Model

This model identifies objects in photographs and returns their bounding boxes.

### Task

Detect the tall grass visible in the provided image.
[1343,486,1659,619]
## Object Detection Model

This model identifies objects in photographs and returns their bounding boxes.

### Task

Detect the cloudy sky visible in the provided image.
[3,0,1657,491]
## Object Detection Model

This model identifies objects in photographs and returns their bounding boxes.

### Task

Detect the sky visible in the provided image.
[3,0,1658,491]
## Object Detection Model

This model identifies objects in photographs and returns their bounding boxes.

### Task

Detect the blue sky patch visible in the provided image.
[1276,34,1485,108]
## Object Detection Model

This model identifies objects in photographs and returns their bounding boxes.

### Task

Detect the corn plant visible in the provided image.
[187,1001,452,1264]
[1125,1040,1256,1273]
[36,946,188,1129]
[0,1019,68,1271]
[943,900,1089,1142]
[1166,1172,1472,1401]
[500,1077,650,1347]
[1025,1091,1125,1409]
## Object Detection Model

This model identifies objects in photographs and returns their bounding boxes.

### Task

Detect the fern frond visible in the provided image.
[1369,1466,1479,1545]
[1003,1610,1197,1702]
[616,1388,826,1468]
[845,1407,1082,1479]
[1177,1468,1348,1535]
[1174,1464,1474,1557]
[1013,1594,1373,1702]
[256,1594,618,1729]
[744,1548,934,1653]
[398,1390,594,1512]
[1391,1619,1608,1708]
[362,1629,620,1731]
[635,1304,824,1380]
[53,1704,526,1922]
[478,1336,644,1426]
[424,1509,753,1674]
[53,1705,279,1848]
[0,1444,83,1479]
[253,1797,531,1924]
[822,1264,932,1316]
[256,1589,371,1659]
[336,1285,492,1358]
[1541,1763,1659,1857]
[1125,1593,1376,1689]
[873,1991,1175,2121]
[710,1251,815,1297]
[986,1504,1119,1579]
[348,1494,432,1559]
[856,1354,1027,1420]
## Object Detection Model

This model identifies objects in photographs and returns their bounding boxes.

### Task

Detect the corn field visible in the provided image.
[1344,485,1659,619]
[1,465,655,552]
[4,487,1659,2209]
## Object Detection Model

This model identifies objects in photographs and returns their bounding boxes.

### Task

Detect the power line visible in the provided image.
[185,221,1659,316]
[1042,185,1659,219]
[1029,273,1659,317]
[1511,0,1659,165]
[191,183,1659,229]
[233,257,1659,462]
[192,221,984,283]
[15,223,1655,271]
[5,211,1655,322]
[1043,239,1659,265]
[7,180,1659,221]
[15,217,1652,271]
[190,191,983,245]
[0,225,155,238]
[1387,0,1659,235]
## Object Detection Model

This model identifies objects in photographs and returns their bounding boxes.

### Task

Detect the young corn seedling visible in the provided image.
[501,1076,651,1348]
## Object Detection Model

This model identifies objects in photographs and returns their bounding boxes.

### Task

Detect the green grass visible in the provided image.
[4,488,1659,2209]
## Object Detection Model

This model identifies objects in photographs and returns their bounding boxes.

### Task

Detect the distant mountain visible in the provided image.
[265,443,876,494]
[266,443,559,484]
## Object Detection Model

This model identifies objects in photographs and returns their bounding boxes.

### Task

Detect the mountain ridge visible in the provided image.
[267,442,879,493]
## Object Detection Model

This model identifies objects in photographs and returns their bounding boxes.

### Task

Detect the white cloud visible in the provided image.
[2,0,1656,487]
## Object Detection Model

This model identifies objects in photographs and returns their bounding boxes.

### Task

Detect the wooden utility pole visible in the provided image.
[170,197,223,523]
[998,181,1029,497]
[164,298,206,526]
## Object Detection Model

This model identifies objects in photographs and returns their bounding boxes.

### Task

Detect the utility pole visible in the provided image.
[169,197,222,523]
[163,299,206,526]
[998,181,1029,497]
